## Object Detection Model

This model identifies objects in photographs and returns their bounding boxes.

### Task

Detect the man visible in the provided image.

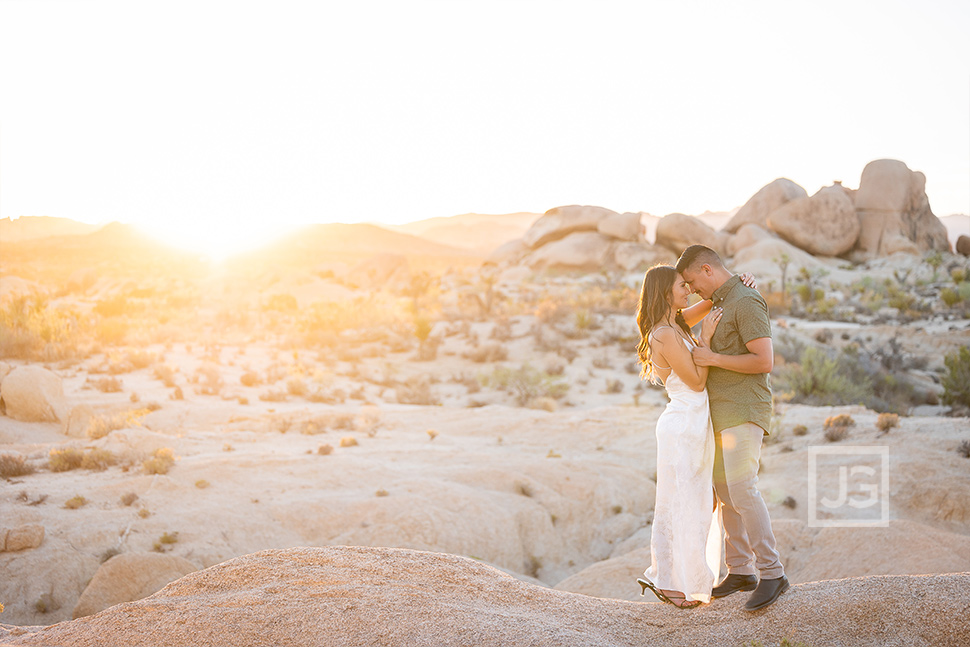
[676,244,789,611]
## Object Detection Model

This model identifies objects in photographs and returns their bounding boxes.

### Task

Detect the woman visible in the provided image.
[633,265,755,609]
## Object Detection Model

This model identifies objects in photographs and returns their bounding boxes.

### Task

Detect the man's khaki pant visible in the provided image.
[713,422,785,580]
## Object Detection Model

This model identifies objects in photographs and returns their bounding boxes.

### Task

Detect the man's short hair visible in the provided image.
[676,245,724,274]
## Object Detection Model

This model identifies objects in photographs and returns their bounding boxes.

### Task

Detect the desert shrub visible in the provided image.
[120,492,139,506]
[143,447,175,475]
[774,347,870,406]
[824,414,855,429]
[0,453,35,478]
[195,479,210,489]
[823,414,854,442]
[126,350,157,369]
[876,412,900,433]
[286,376,308,396]
[81,448,117,471]
[240,371,260,387]
[153,531,179,552]
[792,425,808,436]
[396,375,440,405]
[193,363,222,395]
[0,295,84,360]
[465,343,509,363]
[604,378,624,394]
[941,346,970,409]
[339,436,358,448]
[317,444,334,455]
[93,376,123,393]
[64,495,88,509]
[490,318,512,341]
[957,440,970,459]
[49,447,84,472]
[153,364,177,386]
[483,363,569,406]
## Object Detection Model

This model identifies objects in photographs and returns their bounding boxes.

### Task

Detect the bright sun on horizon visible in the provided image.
[1,1,968,246]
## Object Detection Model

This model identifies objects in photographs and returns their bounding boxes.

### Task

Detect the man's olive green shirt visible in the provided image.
[706,275,773,435]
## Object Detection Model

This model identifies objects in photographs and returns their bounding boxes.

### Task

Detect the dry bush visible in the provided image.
[792,424,809,436]
[317,444,334,455]
[80,448,117,471]
[240,371,260,387]
[464,343,509,363]
[876,412,900,433]
[824,414,855,429]
[153,364,178,386]
[64,495,88,509]
[339,436,358,447]
[126,350,158,369]
[603,378,624,394]
[396,375,440,405]
[0,454,35,478]
[93,376,123,393]
[195,479,210,489]
[483,364,569,406]
[87,408,151,440]
[957,440,970,459]
[286,376,308,396]
[49,447,84,472]
[120,492,139,506]
[490,318,513,341]
[143,447,175,474]
[193,363,223,395]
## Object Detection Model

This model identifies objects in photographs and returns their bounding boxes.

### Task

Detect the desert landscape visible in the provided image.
[1,158,969,645]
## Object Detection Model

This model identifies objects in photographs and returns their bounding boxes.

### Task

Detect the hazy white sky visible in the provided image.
[2,0,968,256]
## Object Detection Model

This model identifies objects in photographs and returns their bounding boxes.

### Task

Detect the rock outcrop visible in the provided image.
[956,234,970,257]
[523,206,617,249]
[724,178,808,234]
[73,552,199,619]
[0,366,67,423]
[1,525,45,552]
[525,232,615,271]
[654,213,721,256]
[596,212,641,241]
[766,184,861,256]
[851,159,951,259]
[2,547,966,647]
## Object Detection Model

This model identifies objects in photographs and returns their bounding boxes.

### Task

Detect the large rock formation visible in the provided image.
[724,178,808,233]
[2,547,966,647]
[654,213,721,256]
[0,366,67,423]
[525,232,615,271]
[73,552,199,619]
[596,212,641,241]
[523,205,618,249]
[851,159,951,259]
[955,234,970,256]
[766,184,861,256]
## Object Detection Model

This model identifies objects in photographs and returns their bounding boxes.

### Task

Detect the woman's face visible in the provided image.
[669,273,693,309]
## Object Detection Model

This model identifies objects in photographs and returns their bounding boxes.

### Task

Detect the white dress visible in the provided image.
[643,334,722,603]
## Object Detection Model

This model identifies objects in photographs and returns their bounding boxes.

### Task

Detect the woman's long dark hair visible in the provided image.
[635,264,695,383]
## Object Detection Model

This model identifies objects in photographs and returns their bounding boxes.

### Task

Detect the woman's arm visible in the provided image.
[680,272,757,328]
[681,299,713,328]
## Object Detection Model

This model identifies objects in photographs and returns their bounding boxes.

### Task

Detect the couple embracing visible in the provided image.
[634,245,789,611]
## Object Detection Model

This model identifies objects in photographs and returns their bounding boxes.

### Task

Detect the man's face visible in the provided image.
[681,263,716,300]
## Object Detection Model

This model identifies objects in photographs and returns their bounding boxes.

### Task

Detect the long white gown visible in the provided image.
[643,336,722,604]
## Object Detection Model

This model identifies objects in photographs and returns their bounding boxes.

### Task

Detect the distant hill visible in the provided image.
[941,214,969,248]
[238,222,481,269]
[0,216,100,241]
[385,212,541,253]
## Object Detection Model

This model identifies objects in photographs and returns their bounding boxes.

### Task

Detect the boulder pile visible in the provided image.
[487,159,952,275]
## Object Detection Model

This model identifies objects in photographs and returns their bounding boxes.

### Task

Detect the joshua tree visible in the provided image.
[773,253,791,304]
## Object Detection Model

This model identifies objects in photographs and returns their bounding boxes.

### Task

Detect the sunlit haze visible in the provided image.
[2,0,968,258]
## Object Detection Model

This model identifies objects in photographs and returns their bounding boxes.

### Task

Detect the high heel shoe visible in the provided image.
[637,578,701,609]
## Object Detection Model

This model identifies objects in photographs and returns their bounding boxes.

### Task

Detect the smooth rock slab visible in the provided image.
[3,546,968,647]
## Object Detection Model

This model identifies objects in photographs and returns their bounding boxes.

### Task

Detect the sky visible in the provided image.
[1,0,968,258]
